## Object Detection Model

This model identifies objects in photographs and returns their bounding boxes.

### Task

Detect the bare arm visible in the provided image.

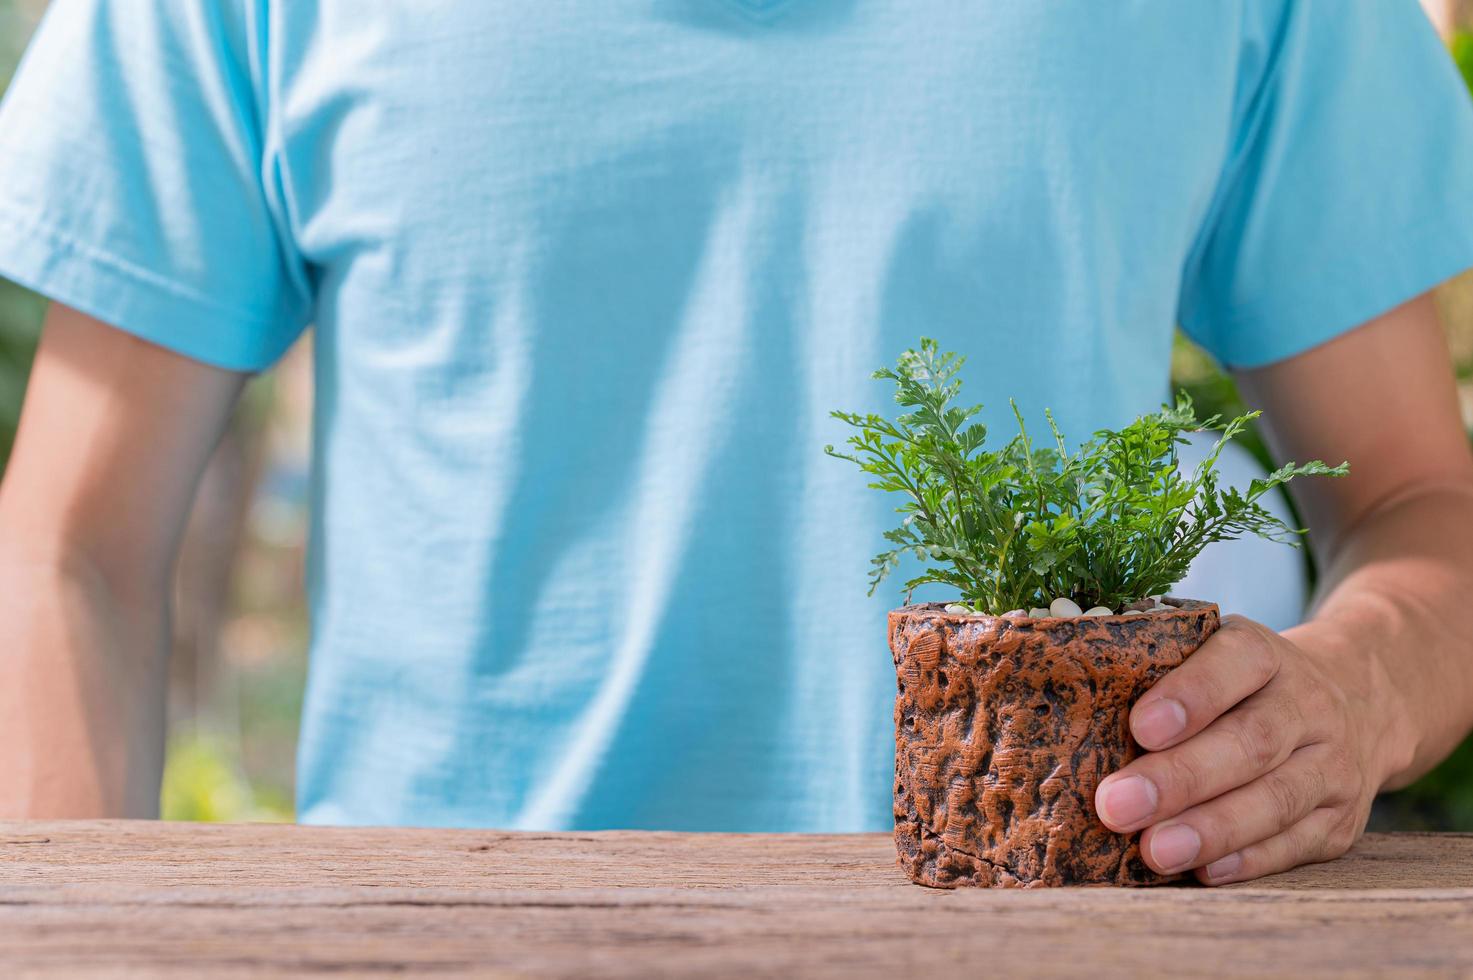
[0,304,244,818]
[1094,292,1473,883]
[1244,292,1473,787]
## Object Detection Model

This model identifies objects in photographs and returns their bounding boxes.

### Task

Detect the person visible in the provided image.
[2,0,1472,887]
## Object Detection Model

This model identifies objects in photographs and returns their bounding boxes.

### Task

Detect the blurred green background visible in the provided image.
[2,1,1471,830]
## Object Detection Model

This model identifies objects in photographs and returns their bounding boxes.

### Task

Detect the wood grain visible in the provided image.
[1,821,1471,977]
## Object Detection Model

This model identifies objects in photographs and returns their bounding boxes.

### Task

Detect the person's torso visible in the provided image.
[276,0,1241,829]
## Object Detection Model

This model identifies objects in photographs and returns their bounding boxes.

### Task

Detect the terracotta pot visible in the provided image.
[889,598,1220,888]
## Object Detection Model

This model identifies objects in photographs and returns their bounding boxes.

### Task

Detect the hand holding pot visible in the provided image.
[1094,614,1406,885]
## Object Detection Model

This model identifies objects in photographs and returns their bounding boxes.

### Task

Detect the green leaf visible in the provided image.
[826,339,1348,611]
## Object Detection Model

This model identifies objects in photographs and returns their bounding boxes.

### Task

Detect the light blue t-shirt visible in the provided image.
[3,0,1473,831]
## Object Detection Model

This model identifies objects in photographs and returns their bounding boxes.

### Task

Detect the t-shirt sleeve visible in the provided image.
[0,0,310,372]
[1178,0,1473,369]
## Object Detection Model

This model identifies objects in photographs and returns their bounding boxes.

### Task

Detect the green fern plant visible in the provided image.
[825,338,1347,613]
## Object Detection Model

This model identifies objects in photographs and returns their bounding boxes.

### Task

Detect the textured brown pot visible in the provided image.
[889,598,1220,888]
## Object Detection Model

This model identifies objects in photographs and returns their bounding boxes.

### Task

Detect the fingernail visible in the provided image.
[1204,852,1243,882]
[1133,698,1187,748]
[1095,774,1158,828]
[1149,823,1201,871]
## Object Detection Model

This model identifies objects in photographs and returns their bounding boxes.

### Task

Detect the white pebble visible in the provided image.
[1001,609,1027,619]
[944,603,973,615]
[1049,597,1083,618]
[1122,609,1148,616]
[1083,606,1114,617]
[1029,607,1051,619]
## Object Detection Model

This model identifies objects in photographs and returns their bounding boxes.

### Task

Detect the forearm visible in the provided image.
[0,547,170,818]
[0,305,249,819]
[1285,480,1473,790]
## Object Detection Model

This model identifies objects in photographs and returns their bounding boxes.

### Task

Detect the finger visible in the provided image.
[1137,743,1335,875]
[1096,683,1305,832]
[1130,615,1282,751]
[1194,806,1358,885]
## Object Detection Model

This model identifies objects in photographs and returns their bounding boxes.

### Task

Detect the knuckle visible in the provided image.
[1296,808,1359,862]
[1190,617,1282,714]
[1261,769,1305,828]
[1190,799,1251,860]
[1182,668,1230,721]
[1241,632,1282,688]
[1303,758,1332,806]
[1161,751,1204,808]
[1324,819,1359,857]
[1220,616,1280,673]
[1219,614,1255,633]
[1317,746,1358,803]
[1233,709,1283,773]
[1274,833,1316,872]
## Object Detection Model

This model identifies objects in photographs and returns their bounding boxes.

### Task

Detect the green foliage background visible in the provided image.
[0,3,1468,828]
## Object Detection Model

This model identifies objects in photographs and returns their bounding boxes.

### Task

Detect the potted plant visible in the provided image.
[826,340,1346,888]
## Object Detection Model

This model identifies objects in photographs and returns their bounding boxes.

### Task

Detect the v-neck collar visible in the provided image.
[719,0,802,24]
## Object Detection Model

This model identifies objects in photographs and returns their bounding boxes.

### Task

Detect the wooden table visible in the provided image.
[2,822,1471,977]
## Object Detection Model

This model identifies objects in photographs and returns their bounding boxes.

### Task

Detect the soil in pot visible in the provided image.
[889,598,1220,888]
